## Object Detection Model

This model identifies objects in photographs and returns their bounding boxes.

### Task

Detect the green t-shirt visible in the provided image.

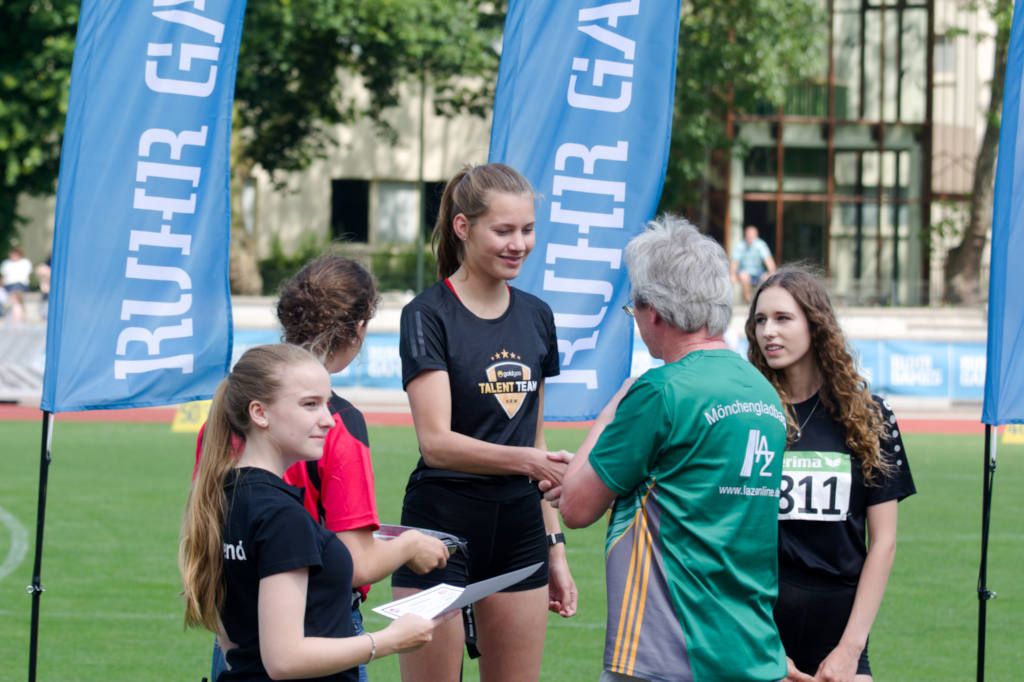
[589,350,787,682]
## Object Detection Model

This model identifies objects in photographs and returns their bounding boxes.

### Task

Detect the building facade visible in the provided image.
[718,0,994,305]
[17,1,994,304]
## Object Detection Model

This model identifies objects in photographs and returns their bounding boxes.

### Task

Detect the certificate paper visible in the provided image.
[373,584,466,619]
[373,562,543,620]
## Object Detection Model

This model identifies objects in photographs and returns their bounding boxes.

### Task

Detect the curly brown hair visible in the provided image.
[276,256,379,364]
[744,267,891,483]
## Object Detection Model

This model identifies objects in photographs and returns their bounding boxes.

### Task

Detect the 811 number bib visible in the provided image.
[778,451,851,521]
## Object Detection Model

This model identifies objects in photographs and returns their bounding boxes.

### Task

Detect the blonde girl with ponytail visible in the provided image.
[180,344,442,681]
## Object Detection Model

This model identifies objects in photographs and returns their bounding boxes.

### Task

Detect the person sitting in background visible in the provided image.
[34,255,51,320]
[1,246,32,322]
[730,225,776,303]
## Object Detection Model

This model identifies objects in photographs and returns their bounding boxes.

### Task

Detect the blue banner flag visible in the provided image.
[40,0,246,413]
[489,0,680,421]
[983,2,1024,426]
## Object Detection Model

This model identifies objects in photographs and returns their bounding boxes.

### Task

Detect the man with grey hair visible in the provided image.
[551,215,788,681]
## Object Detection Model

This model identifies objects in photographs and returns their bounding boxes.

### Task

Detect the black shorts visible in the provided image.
[774,570,870,677]
[391,478,548,592]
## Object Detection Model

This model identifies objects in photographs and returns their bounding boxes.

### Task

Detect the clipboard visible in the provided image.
[373,524,468,556]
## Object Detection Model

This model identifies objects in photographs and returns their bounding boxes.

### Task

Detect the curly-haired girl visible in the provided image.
[275,257,451,679]
[745,267,916,682]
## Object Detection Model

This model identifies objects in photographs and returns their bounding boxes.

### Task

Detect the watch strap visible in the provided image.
[546,532,566,547]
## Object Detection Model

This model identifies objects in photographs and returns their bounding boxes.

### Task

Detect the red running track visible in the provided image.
[0,403,994,434]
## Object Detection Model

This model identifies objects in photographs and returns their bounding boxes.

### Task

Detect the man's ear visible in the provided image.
[647,306,661,326]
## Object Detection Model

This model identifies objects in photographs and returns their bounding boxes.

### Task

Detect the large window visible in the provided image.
[331,179,369,242]
[744,148,776,177]
[781,202,827,264]
[744,147,828,177]
[422,181,446,238]
[935,35,955,76]
[785,148,828,177]
[376,182,419,243]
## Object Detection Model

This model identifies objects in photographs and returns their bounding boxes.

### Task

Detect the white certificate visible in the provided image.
[372,562,543,620]
[373,583,465,620]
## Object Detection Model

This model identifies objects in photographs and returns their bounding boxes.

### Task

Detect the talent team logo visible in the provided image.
[478,349,539,418]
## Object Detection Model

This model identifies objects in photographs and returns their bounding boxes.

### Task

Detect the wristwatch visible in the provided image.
[546,532,566,547]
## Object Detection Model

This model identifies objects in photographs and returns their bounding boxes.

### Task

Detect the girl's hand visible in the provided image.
[536,449,573,499]
[547,554,577,618]
[813,641,860,682]
[380,614,437,654]
[527,448,569,486]
[402,531,450,574]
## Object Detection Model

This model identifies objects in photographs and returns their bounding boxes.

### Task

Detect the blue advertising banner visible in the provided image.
[489,0,680,421]
[983,1,1024,425]
[883,341,948,399]
[233,330,986,403]
[41,1,246,412]
[233,330,405,390]
[953,344,987,400]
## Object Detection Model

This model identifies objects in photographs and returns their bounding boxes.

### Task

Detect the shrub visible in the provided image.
[258,237,435,295]
[370,244,436,293]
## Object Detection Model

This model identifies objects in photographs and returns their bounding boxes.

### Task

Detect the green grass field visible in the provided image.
[1,419,1022,681]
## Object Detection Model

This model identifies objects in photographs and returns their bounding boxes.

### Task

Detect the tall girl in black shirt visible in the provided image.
[179,344,440,680]
[393,164,577,682]
[746,268,915,682]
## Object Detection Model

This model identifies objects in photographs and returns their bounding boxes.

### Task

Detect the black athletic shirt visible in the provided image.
[220,467,357,682]
[778,394,916,585]
[399,280,560,499]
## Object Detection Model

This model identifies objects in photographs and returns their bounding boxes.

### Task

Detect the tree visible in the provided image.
[942,0,1014,305]
[0,1,501,290]
[659,0,824,220]
[0,1,77,256]
[224,0,503,293]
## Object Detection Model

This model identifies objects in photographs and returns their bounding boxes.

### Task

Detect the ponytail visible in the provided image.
[179,381,234,631]
[431,163,534,279]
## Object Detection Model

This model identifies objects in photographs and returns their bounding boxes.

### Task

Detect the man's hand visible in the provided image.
[538,479,562,508]
[783,656,814,682]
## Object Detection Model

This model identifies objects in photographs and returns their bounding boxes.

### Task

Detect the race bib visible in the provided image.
[778,451,851,521]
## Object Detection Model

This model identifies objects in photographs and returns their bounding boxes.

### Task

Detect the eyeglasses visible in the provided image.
[622,304,634,318]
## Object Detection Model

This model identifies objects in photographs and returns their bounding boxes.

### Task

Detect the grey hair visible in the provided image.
[624,214,733,336]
